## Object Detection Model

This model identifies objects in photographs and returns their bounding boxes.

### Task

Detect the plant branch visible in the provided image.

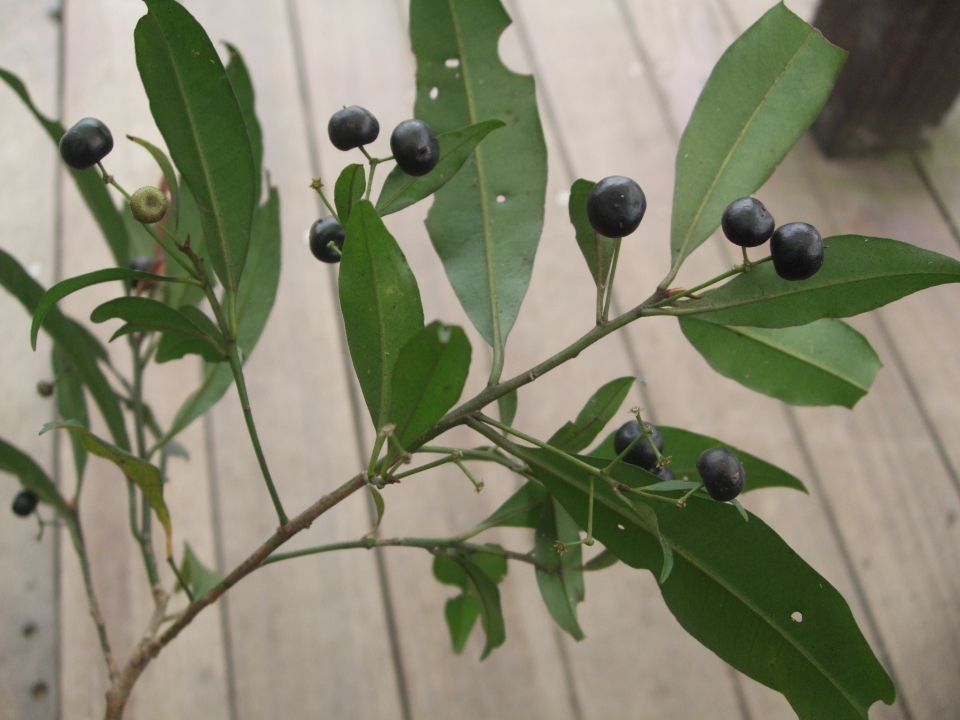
[650,255,772,309]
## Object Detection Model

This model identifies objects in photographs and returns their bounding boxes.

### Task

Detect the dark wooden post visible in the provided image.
[811,0,960,156]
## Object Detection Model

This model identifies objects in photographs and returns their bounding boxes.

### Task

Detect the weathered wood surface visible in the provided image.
[0,0,958,717]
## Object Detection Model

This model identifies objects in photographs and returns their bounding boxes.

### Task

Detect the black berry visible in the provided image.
[390,119,440,177]
[696,447,745,502]
[721,197,774,248]
[328,106,379,151]
[12,490,39,517]
[59,117,113,170]
[130,186,168,224]
[770,222,824,281]
[613,420,664,471]
[586,176,647,238]
[309,217,345,263]
[128,256,153,290]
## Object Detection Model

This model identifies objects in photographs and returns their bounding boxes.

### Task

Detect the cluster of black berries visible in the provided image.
[722,197,823,281]
[613,420,745,502]
[309,106,441,264]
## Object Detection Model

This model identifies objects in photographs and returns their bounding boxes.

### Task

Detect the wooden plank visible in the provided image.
[0,3,61,719]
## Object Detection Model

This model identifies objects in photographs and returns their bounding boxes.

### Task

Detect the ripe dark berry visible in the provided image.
[390,119,440,177]
[770,222,824,281]
[586,176,647,238]
[130,186,168,224]
[12,490,39,517]
[328,106,379,151]
[696,447,745,502]
[59,117,113,170]
[721,197,775,248]
[613,420,664,471]
[309,217,345,263]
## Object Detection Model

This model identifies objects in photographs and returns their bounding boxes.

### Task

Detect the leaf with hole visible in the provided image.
[548,376,634,453]
[335,164,366,225]
[668,3,845,276]
[535,497,585,640]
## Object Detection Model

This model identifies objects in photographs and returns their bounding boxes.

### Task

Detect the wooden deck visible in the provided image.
[1,0,959,717]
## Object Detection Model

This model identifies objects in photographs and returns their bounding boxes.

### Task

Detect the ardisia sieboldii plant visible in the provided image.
[4,1,958,718]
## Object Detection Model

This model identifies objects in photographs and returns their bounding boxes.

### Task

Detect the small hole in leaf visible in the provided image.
[617,524,625,531]
[445,58,460,68]
[791,611,803,623]
[496,194,506,203]
[429,86,439,100]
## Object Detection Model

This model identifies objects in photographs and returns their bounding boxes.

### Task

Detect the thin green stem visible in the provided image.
[742,246,750,267]
[167,558,194,602]
[129,335,162,590]
[651,255,772,309]
[393,454,459,480]
[365,159,378,202]
[586,476,595,543]
[676,482,703,508]
[67,520,119,681]
[601,239,621,323]
[366,432,388,480]
[310,179,340,224]
[454,460,484,492]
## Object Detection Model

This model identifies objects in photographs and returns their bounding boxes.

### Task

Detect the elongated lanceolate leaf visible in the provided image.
[548,376,634,453]
[410,0,547,359]
[31,267,192,350]
[340,200,424,429]
[590,426,806,493]
[670,235,960,327]
[224,42,263,192]
[335,164,366,226]
[387,321,471,448]
[524,448,895,719]
[178,541,223,598]
[42,420,173,556]
[0,437,70,517]
[135,0,256,295]
[156,305,228,363]
[377,120,506,216]
[569,179,619,289]
[433,550,508,659]
[0,68,130,266]
[478,480,546,530]
[128,135,180,232]
[668,4,845,277]
[0,249,129,450]
[53,346,89,483]
[680,317,881,408]
[535,497,585,640]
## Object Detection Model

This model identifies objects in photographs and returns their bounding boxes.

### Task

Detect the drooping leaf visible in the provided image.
[523,447,895,719]
[335,163,366,226]
[128,135,180,232]
[0,67,130,266]
[461,554,507,659]
[31,267,193,350]
[135,0,257,295]
[668,3,846,276]
[444,593,481,654]
[535,497,585,640]
[376,120,506,216]
[41,420,173,556]
[223,42,263,191]
[433,548,508,658]
[364,486,386,538]
[178,541,223,598]
[590,426,806,493]
[339,200,424,429]
[668,235,960,328]
[498,389,518,427]
[0,437,70,517]
[410,0,548,358]
[478,480,546,530]
[155,305,228,363]
[680,317,881,408]
[0,248,129,450]
[548,376,634,453]
[52,346,89,483]
[568,179,619,289]
[387,321,471,448]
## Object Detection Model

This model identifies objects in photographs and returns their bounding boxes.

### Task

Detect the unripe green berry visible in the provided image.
[130,186,168,224]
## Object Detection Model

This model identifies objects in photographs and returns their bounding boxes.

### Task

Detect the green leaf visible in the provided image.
[670,235,960,328]
[535,497,585,640]
[178,541,223,598]
[0,248,129,450]
[128,135,180,232]
[364,486,386,538]
[591,426,806,493]
[478,480,546,530]
[669,3,846,274]
[548,376,634,453]
[223,42,263,192]
[156,305,228,364]
[335,164,366,226]
[498,389,518,427]
[339,200,424,429]
[52,346,89,483]
[90,296,226,361]
[569,179,619,289]
[135,0,257,295]
[376,120,505,216]
[410,0,547,356]
[444,593,481,654]
[387,321,471,448]
[460,554,507,659]
[523,448,894,719]
[164,179,207,308]
[680,317,881,408]
[42,420,173,556]
[0,437,70,517]
[31,267,191,350]
[433,548,508,657]
[0,67,130,266]
[583,548,619,572]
